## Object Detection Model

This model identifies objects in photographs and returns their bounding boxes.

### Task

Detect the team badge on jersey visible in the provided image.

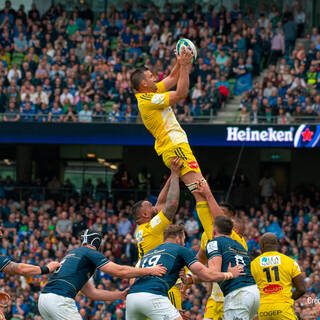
[207,241,218,253]
[260,255,281,267]
[136,230,144,243]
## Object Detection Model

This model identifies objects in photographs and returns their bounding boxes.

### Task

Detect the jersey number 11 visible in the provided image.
[263,266,280,282]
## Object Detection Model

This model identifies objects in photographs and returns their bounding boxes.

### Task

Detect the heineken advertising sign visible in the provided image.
[225,124,320,148]
[0,122,319,147]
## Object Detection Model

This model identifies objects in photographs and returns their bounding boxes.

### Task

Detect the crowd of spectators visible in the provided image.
[238,22,320,124]
[0,1,308,124]
[0,168,319,319]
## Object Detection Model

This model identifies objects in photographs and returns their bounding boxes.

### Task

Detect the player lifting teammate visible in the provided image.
[195,190,248,320]
[132,158,187,311]
[126,225,244,320]
[130,47,223,241]
[183,216,259,320]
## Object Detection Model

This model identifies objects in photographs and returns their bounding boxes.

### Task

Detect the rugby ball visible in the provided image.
[176,38,197,63]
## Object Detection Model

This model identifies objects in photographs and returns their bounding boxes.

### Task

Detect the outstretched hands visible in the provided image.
[170,157,183,177]
[175,47,194,66]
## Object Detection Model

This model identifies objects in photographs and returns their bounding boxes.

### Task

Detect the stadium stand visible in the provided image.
[0,1,313,124]
[0,1,278,124]
[237,33,320,124]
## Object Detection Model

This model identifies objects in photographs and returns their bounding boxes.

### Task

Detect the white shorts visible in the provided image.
[223,285,260,320]
[126,292,181,320]
[38,293,82,320]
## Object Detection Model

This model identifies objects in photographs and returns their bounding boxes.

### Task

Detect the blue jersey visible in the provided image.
[206,236,256,297]
[129,243,198,297]
[43,247,109,299]
[0,256,11,271]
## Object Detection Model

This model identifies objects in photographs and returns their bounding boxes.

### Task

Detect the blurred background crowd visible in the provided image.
[0,0,314,123]
[237,38,320,124]
[0,167,319,320]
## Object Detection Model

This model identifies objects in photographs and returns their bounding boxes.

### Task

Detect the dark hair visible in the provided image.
[132,200,144,222]
[130,67,147,91]
[163,224,185,240]
[214,215,233,235]
[221,202,235,217]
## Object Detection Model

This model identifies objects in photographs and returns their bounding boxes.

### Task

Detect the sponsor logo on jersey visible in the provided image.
[207,241,218,253]
[263,284,283,293]
[188,161,199,169]
[150,215,161,228]
[151,93,165,104]
[260,255,281,267]
[259,310,282,317]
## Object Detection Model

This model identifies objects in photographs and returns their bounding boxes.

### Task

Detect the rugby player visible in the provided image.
[0,232,60,320]
[251,233,306,320]
[0,256,60,276]
[126,225,244,320]
[204,216,259,320]
[195,192,247,320]
[38,229,167,320]
[131,48,223,240]
[133,157,188,311]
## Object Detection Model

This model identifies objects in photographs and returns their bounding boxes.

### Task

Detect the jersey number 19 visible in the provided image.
[142,255,161,268]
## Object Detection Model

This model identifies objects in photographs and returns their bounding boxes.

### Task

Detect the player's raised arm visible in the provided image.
[161,54,180,91]
[80,279,129,302]
[3,261,60,276]
[162,158,183,221]
[168,48,193,106]
[154,176,171,211]
[194,182,224,220]
[99,261,166,279]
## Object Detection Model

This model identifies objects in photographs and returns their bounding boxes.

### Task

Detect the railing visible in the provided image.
[0,113,319,125]
[1,186,226,204]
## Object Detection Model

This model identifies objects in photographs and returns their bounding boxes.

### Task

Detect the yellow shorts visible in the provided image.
[162,143,201,177]
[204,298,224,320]
[258,303,297,320]
[168,286,182,310]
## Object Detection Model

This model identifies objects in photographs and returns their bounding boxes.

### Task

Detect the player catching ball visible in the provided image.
[130,43,223,241]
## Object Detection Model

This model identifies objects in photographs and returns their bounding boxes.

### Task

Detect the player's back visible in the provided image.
[251,251,301,305]
[130,242,197,297]
[206,236,255,297]
[43,247,109,299]
[135,210,171,261]
[201,230,248,301]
